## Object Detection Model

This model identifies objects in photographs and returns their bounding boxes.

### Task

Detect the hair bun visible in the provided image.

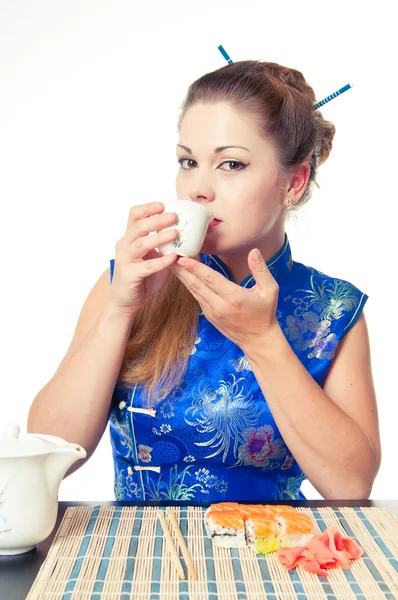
[263,62,334,166]
[314,113,336,166]
[264,62,316,101]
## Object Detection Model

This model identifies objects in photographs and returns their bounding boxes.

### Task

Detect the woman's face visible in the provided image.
[175,101,290,257]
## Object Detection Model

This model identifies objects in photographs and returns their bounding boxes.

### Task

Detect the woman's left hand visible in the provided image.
[168,248,280,350]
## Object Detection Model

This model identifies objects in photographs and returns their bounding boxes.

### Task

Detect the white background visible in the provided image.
[0,0,396,501]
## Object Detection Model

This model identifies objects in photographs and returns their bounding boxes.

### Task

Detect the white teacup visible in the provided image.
[157,200,214,258]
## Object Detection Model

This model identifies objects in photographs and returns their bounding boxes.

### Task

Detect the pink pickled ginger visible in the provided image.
[278,526,363,576]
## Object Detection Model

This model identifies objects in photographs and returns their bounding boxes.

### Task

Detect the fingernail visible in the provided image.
[253,249,261,260]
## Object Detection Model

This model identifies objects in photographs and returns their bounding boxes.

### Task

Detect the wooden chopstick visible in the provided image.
[157,509,185,580]
[166,507,197,580]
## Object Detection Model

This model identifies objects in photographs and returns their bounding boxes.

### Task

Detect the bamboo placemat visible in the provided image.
[27,505,398,600]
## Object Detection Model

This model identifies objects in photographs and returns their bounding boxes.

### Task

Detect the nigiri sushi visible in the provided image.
[204,510,246,548]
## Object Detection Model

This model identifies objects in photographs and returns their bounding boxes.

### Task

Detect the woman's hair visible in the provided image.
[117,60,336,406]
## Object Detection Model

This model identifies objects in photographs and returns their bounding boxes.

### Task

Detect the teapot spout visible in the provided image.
[45,443,87,498]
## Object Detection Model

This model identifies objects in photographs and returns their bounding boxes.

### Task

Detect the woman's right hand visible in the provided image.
[109,202,179,317]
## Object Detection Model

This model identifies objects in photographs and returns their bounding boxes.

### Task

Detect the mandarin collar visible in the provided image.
[200,233,293,288]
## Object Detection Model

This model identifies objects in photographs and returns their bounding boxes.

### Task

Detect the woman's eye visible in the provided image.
[220,160,245,171]
[177,158,246,171]
[178,158,197,169]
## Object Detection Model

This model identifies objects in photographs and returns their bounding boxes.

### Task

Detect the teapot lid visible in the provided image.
[0,423,61,458]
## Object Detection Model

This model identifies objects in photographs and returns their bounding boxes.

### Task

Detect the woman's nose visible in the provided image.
[187,178,216,204]
[176,165,216,203]
[189,192,215,204]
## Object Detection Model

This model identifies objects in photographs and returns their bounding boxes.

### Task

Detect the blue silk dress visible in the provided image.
[108,234,368,502]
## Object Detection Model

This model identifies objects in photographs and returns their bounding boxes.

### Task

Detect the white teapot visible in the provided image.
[0,423,86,555]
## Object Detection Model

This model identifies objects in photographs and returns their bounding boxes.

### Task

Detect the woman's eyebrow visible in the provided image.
[176,144,251,154]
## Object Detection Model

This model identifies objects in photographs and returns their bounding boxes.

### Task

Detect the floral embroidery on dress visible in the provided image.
[126,466,141,498]
[195,468,209,483]
[185,374,266,462]
[230,355,253,373]
[190,336,201,355]
[274,473,306,500]
[194,468,229,494]
[281,454,294,470]
[143,465,202,501]
[291,297,310,318]
[159,399,175,419]
[114,467,142,500]
[297,276,361,321]
[152,424,172,436]
[284,312,331,353]
[308,332,338,360]
[183,455,196,462]
[110,405,134,459]
[160,424,172,434]
[114,472,124,499]
[214,479,228,493]
[141,465,229,500]
[137,444,152,463]
[235,425,287,470]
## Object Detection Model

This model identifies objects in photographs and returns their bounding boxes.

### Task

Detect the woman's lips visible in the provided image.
[208,219,222,229]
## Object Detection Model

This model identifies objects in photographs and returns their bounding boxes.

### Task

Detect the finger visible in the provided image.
[169,262,219,306]
[128,228,179,260]
[125,209,178,242]
[128,251,179,281]
[174,256,235,296]
[248,249,278,291]
[125,202,165,233]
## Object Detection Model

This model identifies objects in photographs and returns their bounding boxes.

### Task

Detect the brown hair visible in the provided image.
[117,60,336,405]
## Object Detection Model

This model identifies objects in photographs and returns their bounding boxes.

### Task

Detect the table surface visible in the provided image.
[1,499,397,600]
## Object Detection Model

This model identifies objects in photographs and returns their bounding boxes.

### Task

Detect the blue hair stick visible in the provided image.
[218,45,233,64]
[217,46,352,112]
[314,83,353,109]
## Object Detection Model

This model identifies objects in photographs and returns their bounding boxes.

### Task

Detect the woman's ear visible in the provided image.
[286,161,311,200]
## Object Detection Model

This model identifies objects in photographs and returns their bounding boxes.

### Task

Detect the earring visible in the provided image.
[288,196,296,207]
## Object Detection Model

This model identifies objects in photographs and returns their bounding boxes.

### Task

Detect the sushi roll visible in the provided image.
[204,503,315,554]
[204,510,246,548]
[208,502,240,511]
[204,502,240,521]
[245,516,281,554]
[277,512,314,548]
[238,504,270,520]
[263,504,297,516]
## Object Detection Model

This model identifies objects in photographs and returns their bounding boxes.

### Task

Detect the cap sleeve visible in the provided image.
[341,286,368,337]
[329,277,369,340]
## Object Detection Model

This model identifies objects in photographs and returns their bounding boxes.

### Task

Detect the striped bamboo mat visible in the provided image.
[27,505,398,600]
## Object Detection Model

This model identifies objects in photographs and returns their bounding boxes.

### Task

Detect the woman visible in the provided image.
[28,60,381,502]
